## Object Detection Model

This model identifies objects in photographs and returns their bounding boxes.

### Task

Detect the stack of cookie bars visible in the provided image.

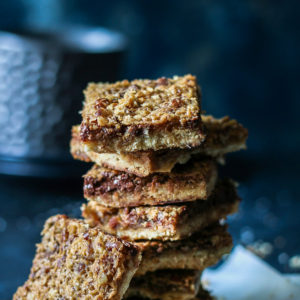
[74,74,248,299]
[14,75,247,300]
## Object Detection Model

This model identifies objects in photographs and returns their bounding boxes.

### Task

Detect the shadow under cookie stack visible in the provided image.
[14,75,247,300]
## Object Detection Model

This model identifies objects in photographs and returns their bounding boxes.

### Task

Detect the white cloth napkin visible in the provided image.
[202,245,300,300]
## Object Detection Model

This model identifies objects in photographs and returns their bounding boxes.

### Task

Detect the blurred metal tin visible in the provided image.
[0,26,127,177]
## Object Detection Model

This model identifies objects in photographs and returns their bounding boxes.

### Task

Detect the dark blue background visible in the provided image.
[0,1,300,299]
[1,0,300,157]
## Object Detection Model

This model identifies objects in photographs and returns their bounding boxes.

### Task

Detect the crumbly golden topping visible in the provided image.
[81,74,201,128]
[14,215,141,300]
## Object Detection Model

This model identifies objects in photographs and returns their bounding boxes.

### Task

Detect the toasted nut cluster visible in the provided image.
[82,74,201,128]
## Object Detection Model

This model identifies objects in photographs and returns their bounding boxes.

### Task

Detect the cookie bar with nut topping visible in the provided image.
[71,115,247,177]
[82,179,240,241]
[83,159,217,207]
[13,215,141,300]
[80,75,205,153]
[135,223,232,275]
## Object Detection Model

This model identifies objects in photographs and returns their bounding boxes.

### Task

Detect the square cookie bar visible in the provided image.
[14,215,141,300]
[80,75,205,153]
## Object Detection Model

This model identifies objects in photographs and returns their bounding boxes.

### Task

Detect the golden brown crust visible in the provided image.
[70,115,247,176]
[79,75,205,153]
[83,159,217,207]
[125,270,201,300]
[82,180,240,241]
[13,215,142,300]
[134,224,232,275]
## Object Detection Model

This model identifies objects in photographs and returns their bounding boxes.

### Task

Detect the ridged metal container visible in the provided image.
[0,27,126,177]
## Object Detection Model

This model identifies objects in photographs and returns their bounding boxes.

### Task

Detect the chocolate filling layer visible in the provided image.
[83,161,212,196]
[80,119,202,142]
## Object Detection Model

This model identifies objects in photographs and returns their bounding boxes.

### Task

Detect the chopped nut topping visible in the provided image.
[81,74,201,128]
[14,215,141,300]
